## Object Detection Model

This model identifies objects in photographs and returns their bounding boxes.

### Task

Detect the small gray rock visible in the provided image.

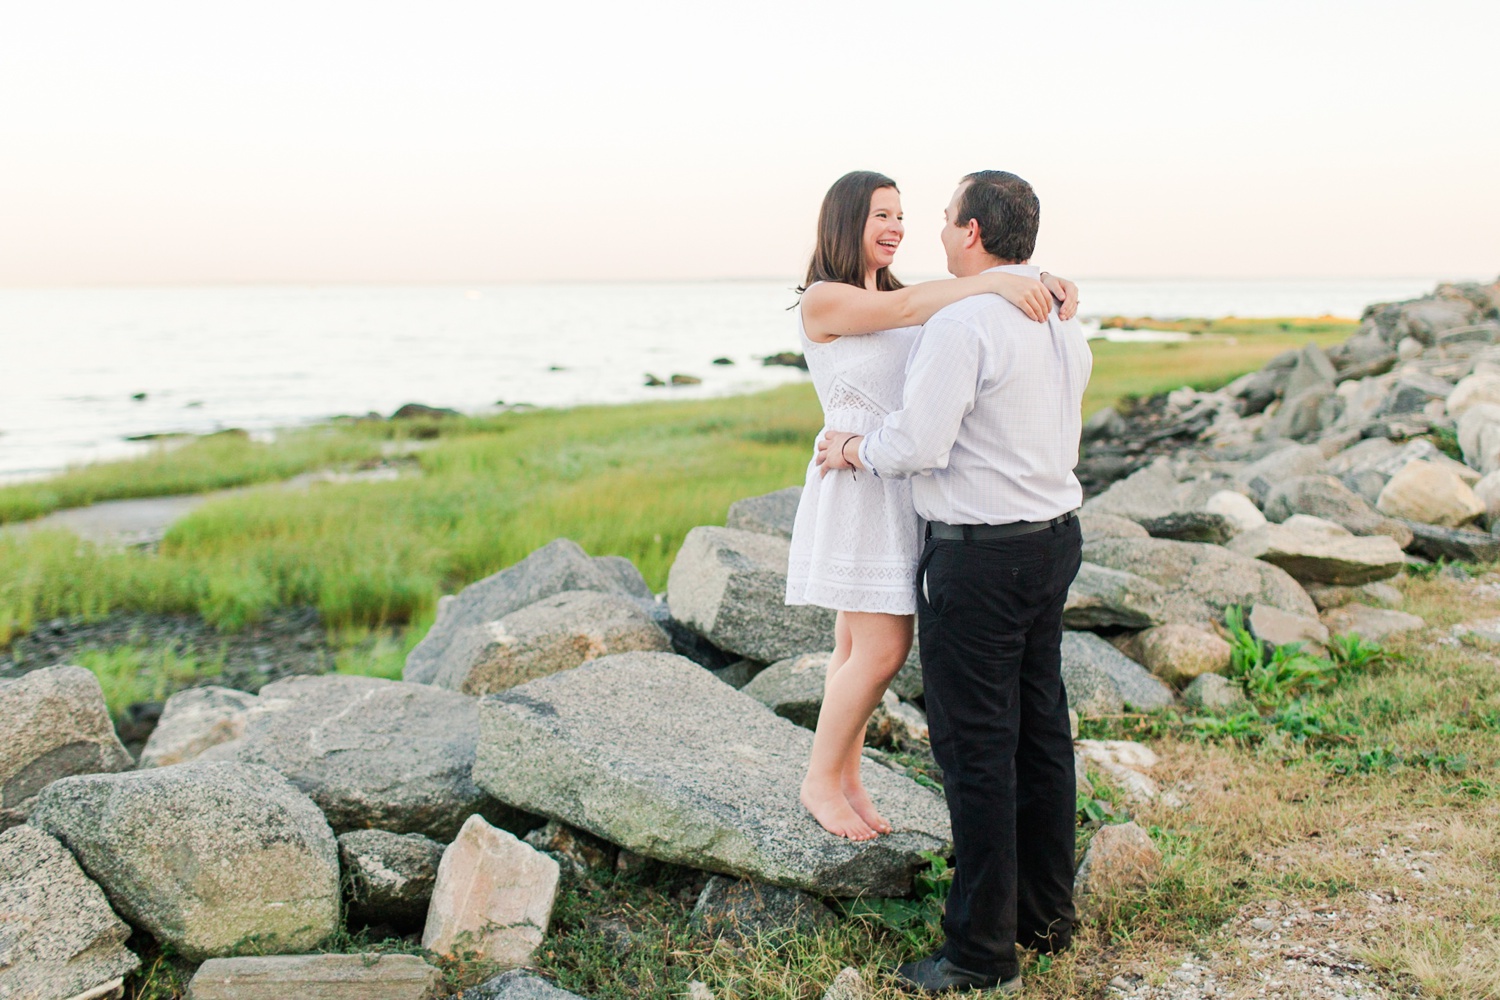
[1248,604,1329,651]
[1181,674,1250,713]
[1137,510,1235,544]
[523,819,617,872]
[138,684,258,769]
[460,971,585,1000]
[1061,632,1175,716]
[200,674,519,840]
[667,526,836,664]
[29,761,340,961]
[0,665,132,830]
[339,829,445,931]
[405,539,648,684]
[1381,372,1455,415]
[1320,605,1425,643]
[741,652,894,744]
[726,486,803,539]
[691,874,835,939]
[1075,821,1162,904]
[0,824,139,1000]
[473,652,951,896]
[710,659,764,689]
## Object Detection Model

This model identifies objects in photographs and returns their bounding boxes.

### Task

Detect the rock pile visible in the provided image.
[3,279,1494,997]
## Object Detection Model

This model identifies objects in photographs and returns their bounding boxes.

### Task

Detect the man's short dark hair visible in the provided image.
[958,170,1039,262]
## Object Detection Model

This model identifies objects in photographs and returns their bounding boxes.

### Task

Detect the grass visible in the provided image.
[0,427,391,524]
[0,385,824,644]
[73,644,224,718]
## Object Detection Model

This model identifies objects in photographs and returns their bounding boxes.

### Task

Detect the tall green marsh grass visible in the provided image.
[0,386,824,640]
[0,426,391,524]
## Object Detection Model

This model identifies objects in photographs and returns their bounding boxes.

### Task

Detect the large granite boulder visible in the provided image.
[1061,632,1175,715]
[339,829,445,931]
[186,954,443,1000]
[1321,605,1425,643]
[1227,515,1406,585]
[138,684,258,769]
[0,825,139,1000]
[1458,403,1500,475]
[667,526,836,663]
[473,652,951,896]
[1077,510,1149,540]
[1081,459,1234,542]
[1445,372,1500,420]
[424,590,672,696]
[0,665,132,830]
[29,761,340,961]
[1401,520,1500,563]
[1081,457,1179,522]
[1063,562,1167,630]
[726,486,803,539]
[1081,536,1317,627]
[1263,475,1413,546]
[199,674,514,840]
[1376,460,1486,527]
[405,539,650,684]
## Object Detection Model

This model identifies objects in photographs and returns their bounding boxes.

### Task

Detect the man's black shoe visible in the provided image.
[892,954,1021,994]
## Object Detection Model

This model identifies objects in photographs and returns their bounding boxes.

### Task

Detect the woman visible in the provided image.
[785,170,1077,841]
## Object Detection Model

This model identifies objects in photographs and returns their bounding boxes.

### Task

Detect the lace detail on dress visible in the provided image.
[825,378,888,418]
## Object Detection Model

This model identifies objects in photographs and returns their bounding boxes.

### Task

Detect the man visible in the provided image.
[817,170,1091,994]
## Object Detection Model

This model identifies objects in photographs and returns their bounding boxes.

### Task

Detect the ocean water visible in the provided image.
[0,277,1450,480]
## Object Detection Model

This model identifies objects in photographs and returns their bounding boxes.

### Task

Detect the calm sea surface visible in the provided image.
[0,277,1453,480]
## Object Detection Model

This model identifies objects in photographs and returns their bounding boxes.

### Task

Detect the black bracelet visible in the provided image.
[841,437,855,467]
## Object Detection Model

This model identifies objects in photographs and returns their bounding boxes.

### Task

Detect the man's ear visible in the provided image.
[965,219,982,251]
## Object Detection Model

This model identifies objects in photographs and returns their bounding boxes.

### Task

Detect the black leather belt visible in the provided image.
[926,510,1077,541]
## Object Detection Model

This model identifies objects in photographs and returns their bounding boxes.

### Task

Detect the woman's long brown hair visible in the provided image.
[798,171,905,295]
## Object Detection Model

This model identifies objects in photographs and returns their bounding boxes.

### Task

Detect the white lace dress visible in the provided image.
[785,297,923,616]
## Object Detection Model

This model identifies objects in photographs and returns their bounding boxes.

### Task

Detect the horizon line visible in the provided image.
[0,273,1486,293]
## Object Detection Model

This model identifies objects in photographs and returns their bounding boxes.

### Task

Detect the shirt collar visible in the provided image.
[983,264,1041,278]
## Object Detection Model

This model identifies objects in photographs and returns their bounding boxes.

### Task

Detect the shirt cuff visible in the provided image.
[857,437,880,478]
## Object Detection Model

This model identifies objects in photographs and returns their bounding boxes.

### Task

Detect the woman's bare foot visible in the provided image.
[842,779,893,835]
[801,779,878,841]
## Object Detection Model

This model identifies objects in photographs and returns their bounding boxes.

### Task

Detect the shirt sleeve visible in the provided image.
[860,316,983,480]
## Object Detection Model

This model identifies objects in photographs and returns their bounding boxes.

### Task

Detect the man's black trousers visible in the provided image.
[916,516,1083,980]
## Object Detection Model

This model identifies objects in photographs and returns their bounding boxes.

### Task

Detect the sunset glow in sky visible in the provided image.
[3,0,1497,285]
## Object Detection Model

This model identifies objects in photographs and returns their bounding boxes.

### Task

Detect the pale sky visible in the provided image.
[2,0,1497,285]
